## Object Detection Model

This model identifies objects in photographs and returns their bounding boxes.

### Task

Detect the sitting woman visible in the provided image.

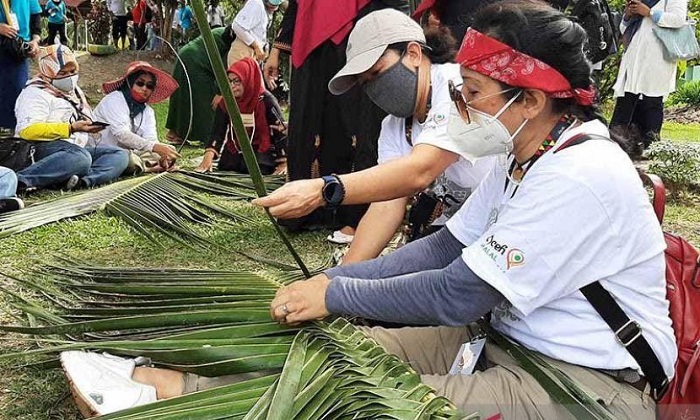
[93,61,180,174]
[195,57,287,175]
[267,2,676,418]
[59,3,675,418]
[14,45,128,191]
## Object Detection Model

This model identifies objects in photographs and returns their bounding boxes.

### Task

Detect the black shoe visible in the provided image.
[65,175,81,191]
[0,197,25,214]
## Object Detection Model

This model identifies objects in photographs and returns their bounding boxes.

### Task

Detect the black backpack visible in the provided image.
[569,0,620,64]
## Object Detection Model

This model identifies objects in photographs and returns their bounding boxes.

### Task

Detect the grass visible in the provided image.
[661,122,700,143]
[0,99,699,418]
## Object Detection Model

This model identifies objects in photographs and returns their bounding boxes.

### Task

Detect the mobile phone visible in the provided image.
[90,121,110,127]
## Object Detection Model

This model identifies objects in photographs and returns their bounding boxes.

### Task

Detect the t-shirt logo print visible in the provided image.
[506,249,524,269]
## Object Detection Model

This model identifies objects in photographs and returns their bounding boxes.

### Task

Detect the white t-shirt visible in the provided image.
[14,80,93,148]
[446,120,677,377]
[92,91,157,152]
[232,0,269,47]
[108,0,127,16]
[378,63,494,220]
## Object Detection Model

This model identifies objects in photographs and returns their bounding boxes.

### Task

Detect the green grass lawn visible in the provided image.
[661,122,700,143]
[0,104,699,418]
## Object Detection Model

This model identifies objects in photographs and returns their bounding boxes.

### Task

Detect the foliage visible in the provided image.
[0,264,467,419]
[86,0,112,45]
[668,80,700,105]
[648,140,700,193]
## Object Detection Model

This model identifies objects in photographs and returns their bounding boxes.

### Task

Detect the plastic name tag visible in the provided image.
[449,336,486,375]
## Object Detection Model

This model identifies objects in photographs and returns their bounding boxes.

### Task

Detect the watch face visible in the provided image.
[322,177,342,206]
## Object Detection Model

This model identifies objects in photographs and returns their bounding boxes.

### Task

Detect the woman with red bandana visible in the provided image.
[264,2,675,418]
[195,57,287,175]
[59,2,675,418]
[93,61,180,174]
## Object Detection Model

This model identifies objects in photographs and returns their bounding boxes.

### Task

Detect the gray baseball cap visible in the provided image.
[328,8,425,96]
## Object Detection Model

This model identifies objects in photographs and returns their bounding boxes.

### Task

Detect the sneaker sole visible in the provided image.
[61,358,100,418]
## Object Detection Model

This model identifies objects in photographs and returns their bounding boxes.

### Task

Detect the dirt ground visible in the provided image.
[28,50,176,103]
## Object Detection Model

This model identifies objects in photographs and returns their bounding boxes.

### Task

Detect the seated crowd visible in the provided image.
[0,42,286,216]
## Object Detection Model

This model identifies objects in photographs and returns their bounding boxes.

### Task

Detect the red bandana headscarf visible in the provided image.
[456,28,596,106]
[223,57,271,154]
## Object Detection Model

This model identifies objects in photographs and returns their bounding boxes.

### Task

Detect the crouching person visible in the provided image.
[93,61,180,174]
[14,45,128,192]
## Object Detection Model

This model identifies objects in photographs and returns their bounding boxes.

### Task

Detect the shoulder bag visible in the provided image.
[652,1,700,61]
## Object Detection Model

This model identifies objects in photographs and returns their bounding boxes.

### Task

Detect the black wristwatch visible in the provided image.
[321,174,345,209]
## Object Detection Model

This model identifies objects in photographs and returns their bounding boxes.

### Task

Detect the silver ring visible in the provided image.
[282,303,289,315]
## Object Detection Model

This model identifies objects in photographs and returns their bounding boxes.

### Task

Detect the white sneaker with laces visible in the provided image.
[60,351,157,417]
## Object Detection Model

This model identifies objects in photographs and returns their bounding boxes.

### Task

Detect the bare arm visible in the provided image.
[252,145,458,219]
[342,198,408,265]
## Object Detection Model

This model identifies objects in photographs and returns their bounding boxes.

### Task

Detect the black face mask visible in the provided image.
[364,56,418,118]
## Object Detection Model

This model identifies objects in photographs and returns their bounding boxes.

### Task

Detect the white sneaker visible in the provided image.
[60,351,157,417]
[327,230,354,245]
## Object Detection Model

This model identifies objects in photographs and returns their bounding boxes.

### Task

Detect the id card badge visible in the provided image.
[448,336,486,375]
[8,12,19,31]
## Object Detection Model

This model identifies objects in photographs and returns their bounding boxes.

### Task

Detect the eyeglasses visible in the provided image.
[448,79,470,124]
[134,80,156,90]
[448,79,520,124]
[229,77,242,86]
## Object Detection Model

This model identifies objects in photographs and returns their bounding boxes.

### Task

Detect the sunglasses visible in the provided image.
[448,79,521,124]
[448,79,471,124]
[134,80,156,90]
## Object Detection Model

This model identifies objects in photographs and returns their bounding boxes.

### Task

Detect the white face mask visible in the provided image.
[447,91,528,163]
[51,74,79,93]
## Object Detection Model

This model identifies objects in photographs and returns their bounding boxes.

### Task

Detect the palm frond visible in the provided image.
[0,264,471,419]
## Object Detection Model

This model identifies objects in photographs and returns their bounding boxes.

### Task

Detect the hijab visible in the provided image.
[119,70,155,120]
[222,57,271,153]
[291,0,372,68]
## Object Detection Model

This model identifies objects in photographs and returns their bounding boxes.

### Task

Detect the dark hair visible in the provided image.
[471,0,629,152]
[387,25,458,65]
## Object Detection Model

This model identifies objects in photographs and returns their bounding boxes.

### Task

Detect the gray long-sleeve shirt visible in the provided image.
[324,228,505,326]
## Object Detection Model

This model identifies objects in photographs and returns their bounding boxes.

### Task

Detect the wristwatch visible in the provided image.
[321,174,345,209]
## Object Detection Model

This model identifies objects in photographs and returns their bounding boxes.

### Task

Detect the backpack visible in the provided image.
[569,0,620,64]
[582,171,700,418]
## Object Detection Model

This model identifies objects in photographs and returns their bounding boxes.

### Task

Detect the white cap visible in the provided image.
[328,9,425,95]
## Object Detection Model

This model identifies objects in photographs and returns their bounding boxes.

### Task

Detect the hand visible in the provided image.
[253,44,266,62]
[195,151,215,173]
[71,120,105,134]
[211,94,223,110]
[152,143,180,163]
[251,178,325,219]
[263,49,280,90]
[270,274,331,325]
[628,0,651,17]
[273,159,287,176]
[0,23,18,39]
[28,39,39,57]
[271,123,287,136]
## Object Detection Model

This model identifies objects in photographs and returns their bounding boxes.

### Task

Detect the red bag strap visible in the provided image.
[638,170,665,225]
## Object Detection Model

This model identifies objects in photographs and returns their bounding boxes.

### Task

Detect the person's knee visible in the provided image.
[66,147,93,174]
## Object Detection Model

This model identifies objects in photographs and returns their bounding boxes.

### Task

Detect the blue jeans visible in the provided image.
[0,55,29,130]
[17,141,128,188]
[0,166,18,198]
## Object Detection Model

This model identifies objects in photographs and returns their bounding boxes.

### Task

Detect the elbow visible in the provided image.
[410,170,436,193]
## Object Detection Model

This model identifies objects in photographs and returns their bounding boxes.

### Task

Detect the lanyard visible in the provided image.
[503,114,577,198]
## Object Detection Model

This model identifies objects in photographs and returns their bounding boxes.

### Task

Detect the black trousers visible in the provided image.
[610,92,664,148]
[134,24,148,50]
[112,15,128,44]
[45,22,68,46]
